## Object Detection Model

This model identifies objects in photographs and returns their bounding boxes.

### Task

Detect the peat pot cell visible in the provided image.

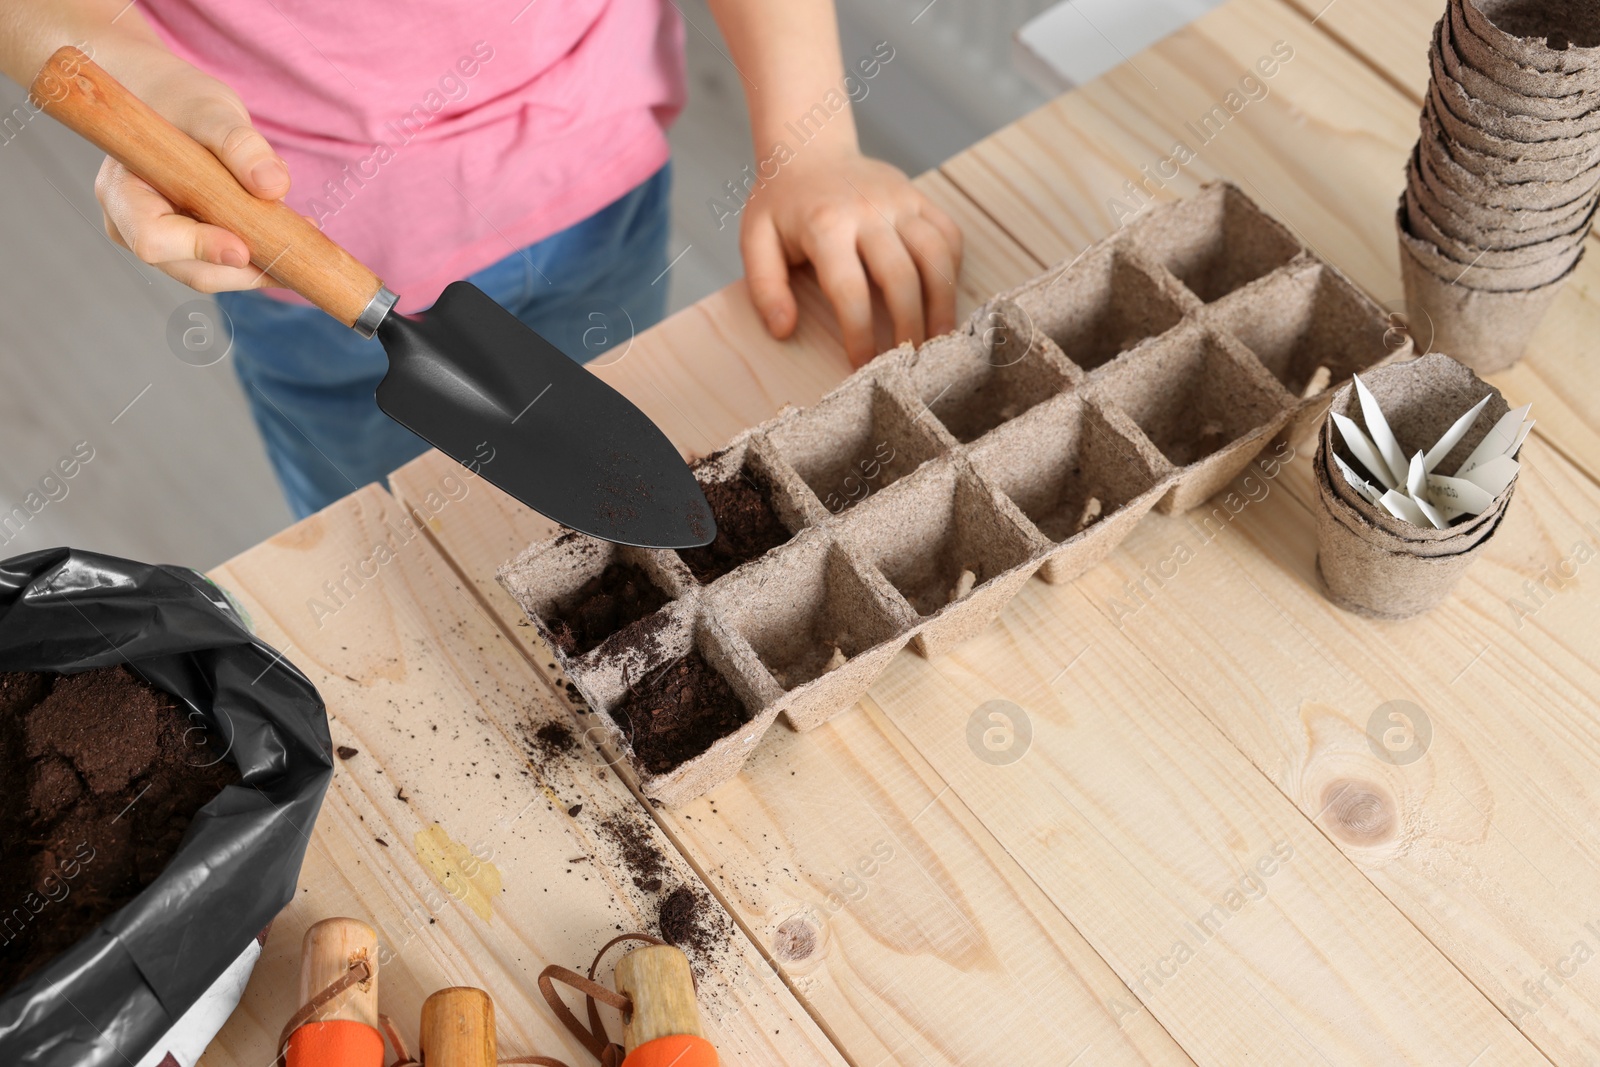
[547,561,672,657]
[968,392,1171,543]
[1208,264,1403,399]
[498,533,690,663]
[904,315,1076,444]
[611,649,752,775]
[1131,181,1301,303]
[839,462,1037,618]
[677,443,803,584]
[1094,324,1294,469]
[1017,246,1188,372]
[595,611,770,785]
[708,534,912,692]
[766,379,945,516]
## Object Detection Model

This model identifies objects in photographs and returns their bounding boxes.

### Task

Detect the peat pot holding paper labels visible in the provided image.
[1314,354,1528,619]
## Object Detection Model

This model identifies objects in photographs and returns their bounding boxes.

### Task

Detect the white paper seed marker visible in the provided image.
[1334,412,1398,489]
[1354,375,1410,488]
[1333,453,1384,507]
[1380,488,1430,527]
[1459,455,1519,498]
[1510,417,1536,455]
[1424,473,1494,520]
[1422,394,1491,473]
[1406,451,1449,529]
[1456,404,1530,475]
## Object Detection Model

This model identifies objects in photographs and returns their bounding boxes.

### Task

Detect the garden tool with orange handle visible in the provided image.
[613,944,717,1067]
[281,918,386,1067]
[537,934,717,1067]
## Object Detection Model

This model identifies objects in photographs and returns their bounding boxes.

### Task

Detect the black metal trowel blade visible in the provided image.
[375,282,714,549]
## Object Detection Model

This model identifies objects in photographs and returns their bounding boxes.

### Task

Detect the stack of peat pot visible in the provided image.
[1399,0,1600,372]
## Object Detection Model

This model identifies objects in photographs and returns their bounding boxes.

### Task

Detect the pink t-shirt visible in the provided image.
[142,1,685,311]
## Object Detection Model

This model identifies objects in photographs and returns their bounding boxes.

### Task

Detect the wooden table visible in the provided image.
[200,0,1600,1063]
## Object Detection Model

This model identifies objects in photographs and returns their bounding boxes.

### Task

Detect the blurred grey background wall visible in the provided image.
[0,0,1218,569]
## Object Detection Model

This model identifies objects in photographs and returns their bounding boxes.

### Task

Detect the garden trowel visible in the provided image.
[32,46,713,550]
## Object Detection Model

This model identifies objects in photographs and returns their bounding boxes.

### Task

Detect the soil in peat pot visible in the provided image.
[0,666,240,993]
[677,465,792,584]
[546,562,672,658]
[609,651,751,774]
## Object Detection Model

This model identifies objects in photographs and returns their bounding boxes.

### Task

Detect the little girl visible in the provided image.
[0,0,962,516]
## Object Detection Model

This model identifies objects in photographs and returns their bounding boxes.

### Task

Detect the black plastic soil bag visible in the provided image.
[0,548,332,1066]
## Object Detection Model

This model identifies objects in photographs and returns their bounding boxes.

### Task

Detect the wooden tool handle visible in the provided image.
[420,987,498,1067]
[30,46,385,328]
[614,945,704,1049]
[287,918,384,1067]
[299,917,380,1027]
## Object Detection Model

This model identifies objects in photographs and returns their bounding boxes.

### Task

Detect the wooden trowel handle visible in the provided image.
[30,46,389,331]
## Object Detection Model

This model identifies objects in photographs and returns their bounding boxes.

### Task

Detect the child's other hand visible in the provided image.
[95,59,290,293]
[739,149,962,365]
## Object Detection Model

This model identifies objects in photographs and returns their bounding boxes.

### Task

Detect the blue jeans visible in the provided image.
[218,163,672,519]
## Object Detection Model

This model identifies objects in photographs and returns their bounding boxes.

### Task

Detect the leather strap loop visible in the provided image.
[536,933,682,1067]
[276,958,376,1063]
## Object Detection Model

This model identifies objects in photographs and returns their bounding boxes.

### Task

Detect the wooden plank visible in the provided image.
[939,0,1600,483]
[863,580,1545,1063]
[630,669,1199,1065]
[1071,432,1600,1062]
[389,204,1199,1066]
[1278,0,1440,101]
[201,486,846,1067]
